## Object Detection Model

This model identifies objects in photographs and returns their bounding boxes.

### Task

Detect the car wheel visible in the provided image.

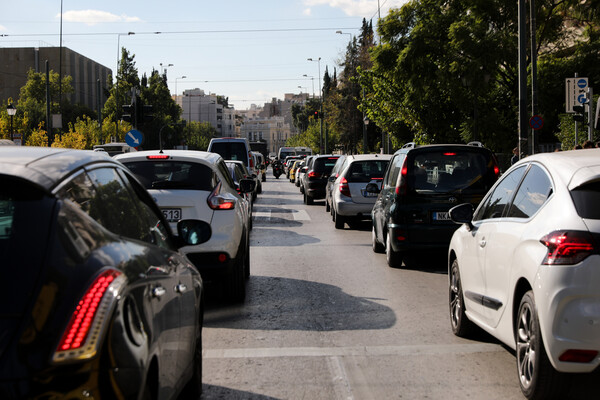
[306,193,314,205]
[325,198,330,212]
[244,234,250,280]
[181,321,203,398]
[449,259,474,337]
[516,291,569,399]
[385,233,402,268]
[257,181,262,194]
[334,209,345,229]
[372,224,384,253]
[227,247,246,302]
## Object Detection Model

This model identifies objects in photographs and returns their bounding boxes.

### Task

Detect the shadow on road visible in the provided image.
[250,227,318,246]
[204,276,396,332]
[200,384,281,400]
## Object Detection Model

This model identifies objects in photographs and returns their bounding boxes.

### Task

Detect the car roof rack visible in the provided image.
[467,141,483,147]
[401,142,417,149]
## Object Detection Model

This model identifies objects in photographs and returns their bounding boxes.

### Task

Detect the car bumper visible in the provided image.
[306,182,326,199]
[388,222,459,253]
[335,198,374,218]
[534,255,600,373]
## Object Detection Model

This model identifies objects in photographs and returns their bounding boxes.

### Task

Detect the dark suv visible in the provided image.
[370,142,499,267]
[302,155,340,205]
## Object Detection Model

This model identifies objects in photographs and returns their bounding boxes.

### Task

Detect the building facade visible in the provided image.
[176,88,235,137]
[0,47,112,112]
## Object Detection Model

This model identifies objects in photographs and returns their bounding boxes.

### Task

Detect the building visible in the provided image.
[238,105,293,154]
[0,47,112,113]
[176,88,236,137]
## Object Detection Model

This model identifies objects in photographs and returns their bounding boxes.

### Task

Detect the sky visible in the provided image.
[1,0,408,110]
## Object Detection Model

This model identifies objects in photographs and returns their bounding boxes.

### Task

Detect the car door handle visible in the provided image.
[479,238,487,248]
[152,286,166,298]
[175,283,187,293]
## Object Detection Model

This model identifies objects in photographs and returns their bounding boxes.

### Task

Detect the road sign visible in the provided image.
[125,129,143,148]
[565,77,588,113]
[529,115,544,130]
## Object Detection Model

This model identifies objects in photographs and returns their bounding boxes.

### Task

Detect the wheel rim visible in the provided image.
[386,234,391,262]
[517,302,536,390]
[449,267,461,329]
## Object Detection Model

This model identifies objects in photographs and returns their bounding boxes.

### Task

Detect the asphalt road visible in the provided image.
[200,174,599,400]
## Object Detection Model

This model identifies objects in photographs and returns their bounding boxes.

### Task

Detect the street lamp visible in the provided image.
[7,103,16,144]
[303,74,315,98]
[160,63,173,75]
[336,30,352,40]
[175,76,187,97]
[307,57,323,153]
[363,116,369,154]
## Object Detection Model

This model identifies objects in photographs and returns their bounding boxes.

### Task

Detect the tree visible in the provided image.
[182,121,217,151]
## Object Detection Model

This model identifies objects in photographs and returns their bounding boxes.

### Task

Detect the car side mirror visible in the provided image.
[449,203,474,231]
[239,178,256,193]
[252,173,257,179]
[365,182,381,194]
[177,219,212,246]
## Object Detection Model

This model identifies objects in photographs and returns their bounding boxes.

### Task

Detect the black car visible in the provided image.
[302,155,341,205]
[370,142,499,267]
[0,147,210,398]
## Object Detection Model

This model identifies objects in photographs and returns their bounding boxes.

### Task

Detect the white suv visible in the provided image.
[115,150,255,302]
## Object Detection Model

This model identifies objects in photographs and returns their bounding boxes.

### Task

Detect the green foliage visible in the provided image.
[182,121,217,151]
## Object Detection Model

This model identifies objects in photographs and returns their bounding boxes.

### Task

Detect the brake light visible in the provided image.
[54,269,125,362]
[540,231,595,265]
[443,152,457,156]
[559,349,598,363]
[308,171,322,178]
[147,155,170,160]
[395,161,409,196]
[207,182,236,210]
[249,152,254,168]
[339,177,351,197]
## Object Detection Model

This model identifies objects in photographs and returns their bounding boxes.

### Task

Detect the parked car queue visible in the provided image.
[283,144,600,400]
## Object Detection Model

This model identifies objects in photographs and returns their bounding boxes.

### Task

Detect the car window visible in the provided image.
[210,141,248,163]
[57,167,162,244]
[123,161,215,191]
[217,160,236,189]
[409,149,496,193]
[571,180,600,219]
[474,165,526,221]
[313,157,340,173]
[345,160,390,183]
[385,154,405,189]
[506,165,552,219]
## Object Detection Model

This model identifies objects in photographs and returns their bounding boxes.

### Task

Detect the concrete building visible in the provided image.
[240,115,292,155]
[176,88,235,137]
[0,47,112,112]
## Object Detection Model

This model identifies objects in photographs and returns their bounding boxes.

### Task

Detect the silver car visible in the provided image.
[330,154,392,229]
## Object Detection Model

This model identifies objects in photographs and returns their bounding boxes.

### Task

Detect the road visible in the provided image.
[201,175,596,400]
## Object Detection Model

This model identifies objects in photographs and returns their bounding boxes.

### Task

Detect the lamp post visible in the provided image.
[303,74,315,98]
[7,103,16,144]
[363,116,369,154]
[308,57,323,153]
[175,76,187,98]
[160,63,173,76]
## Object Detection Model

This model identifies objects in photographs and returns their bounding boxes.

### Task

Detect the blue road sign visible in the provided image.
[577,78,588,89]
[578,94,589,104]
[126,129,143,148]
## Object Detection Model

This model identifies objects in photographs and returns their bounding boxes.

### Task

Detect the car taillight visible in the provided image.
[207,182,236,210]
[53,269,126,363]
[249,152,254,168]
[339,177,351,197]
[395,160,409,196]
[559,349,598,363]
[540,231,595,265]
[146,155,170,160]
[308,171,322,178]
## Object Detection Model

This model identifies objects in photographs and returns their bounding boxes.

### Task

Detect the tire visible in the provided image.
[257,181,262,194]
[325,198,331,212]
[449,259,475,337]
[244,234,250,280]
[306,193,314,205]
[516,291,569,399]
[181,321,203,398]
[226,244,246,303]
[334,209,345,229]
[385,233,402,268]
[372,224,384,253]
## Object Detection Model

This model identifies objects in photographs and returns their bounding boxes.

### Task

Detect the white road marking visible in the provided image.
[203,342,502,359]
[292,209,310,221]
[328,356,354,400]
[253,210,271,219]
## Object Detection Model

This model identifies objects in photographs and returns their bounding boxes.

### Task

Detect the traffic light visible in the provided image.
[573,105,586,123]
[142,105,153,122]
[122,104,135,125]
[314,110,319,119]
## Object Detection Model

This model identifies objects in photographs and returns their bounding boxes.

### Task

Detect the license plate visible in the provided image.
[162,208,182,222]
[362,190,378,198]
[433,211,451,221]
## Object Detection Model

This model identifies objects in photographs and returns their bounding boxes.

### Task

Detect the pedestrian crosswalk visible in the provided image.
[252,208,311,222]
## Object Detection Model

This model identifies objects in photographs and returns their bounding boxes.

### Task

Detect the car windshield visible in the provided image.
[124,161,214,191]
[313,157,340,173]
[410,149,494,194]
[210,142,247,162]
[345,160,389,183]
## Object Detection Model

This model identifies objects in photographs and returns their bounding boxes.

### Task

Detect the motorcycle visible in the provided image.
[272,162,283,179]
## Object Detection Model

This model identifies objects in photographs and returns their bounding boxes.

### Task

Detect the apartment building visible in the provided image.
[176,88,236,137]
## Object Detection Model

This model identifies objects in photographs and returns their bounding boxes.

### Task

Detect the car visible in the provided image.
[370,142,500,267]
[302,155,341,205]
[289,159,302,183]
[298,155,316,194]
[330,154,392,229]
[207,137,260,198]
[284,156,303,179]
[447,148,600,399]
[226,160,255,230]
[115,150,255,302]
[254,151,267,182]
[294,160,306,187]
[325,155,348,212]
[0,146,209,398]
[250,151,263,194]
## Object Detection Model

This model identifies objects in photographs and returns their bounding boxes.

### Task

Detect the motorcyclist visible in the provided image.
[272,158,283,178]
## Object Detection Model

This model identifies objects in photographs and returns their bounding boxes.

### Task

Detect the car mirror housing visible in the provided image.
[177,219,212,246]
[449,203,474,231]
[239,178,256,194]
[365,182,381,194]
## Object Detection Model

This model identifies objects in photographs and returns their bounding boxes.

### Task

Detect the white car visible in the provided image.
[115,150,255,302]
[330,154,392,229]
[448,148,600,399]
